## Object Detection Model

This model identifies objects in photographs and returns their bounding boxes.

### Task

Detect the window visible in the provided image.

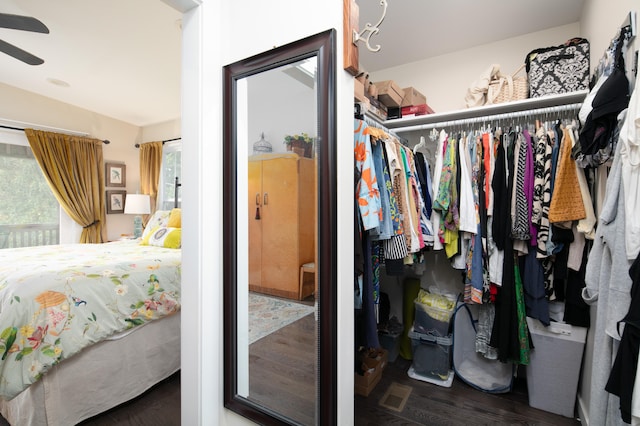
[0,138,60,248]
[158,140,182,210]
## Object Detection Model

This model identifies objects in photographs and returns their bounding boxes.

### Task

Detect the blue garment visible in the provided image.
[370,138,393,240]
[520,249,550,326]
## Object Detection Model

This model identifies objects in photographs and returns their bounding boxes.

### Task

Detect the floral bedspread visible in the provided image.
[0,240,181,400]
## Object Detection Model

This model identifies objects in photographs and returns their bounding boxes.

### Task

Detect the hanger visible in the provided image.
[413,135,426,154]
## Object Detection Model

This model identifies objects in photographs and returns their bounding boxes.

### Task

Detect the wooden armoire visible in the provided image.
[248,153,316,300]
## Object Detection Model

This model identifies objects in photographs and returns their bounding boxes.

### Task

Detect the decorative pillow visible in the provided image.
[167,208,181,228]
[141,226,181,249]
[141,210,171,241]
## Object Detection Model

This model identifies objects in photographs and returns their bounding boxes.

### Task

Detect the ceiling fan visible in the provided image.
[0,12,49,65]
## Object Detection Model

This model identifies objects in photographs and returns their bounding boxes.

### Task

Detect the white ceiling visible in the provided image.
[357,0,585,72]
[0,1,585,128]
[0,0,182,127]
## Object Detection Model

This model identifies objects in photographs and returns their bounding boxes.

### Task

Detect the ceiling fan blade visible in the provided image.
[0,13,49,33]
[0,39,44,65]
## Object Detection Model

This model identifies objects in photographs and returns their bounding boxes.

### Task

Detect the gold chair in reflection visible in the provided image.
[299,262,315,300]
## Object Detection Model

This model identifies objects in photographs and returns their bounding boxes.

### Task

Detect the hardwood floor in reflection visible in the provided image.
[249,311,318,425]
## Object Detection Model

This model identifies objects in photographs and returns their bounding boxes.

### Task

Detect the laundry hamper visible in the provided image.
[452,302,515,393]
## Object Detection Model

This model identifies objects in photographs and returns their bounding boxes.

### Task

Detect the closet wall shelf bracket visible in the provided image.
[385,90,588,133]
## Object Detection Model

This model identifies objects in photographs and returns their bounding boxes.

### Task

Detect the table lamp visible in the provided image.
[124,194,151,238]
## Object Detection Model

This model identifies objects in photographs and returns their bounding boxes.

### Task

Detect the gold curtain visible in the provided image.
[24,129,106,243]
[139,141,163,223]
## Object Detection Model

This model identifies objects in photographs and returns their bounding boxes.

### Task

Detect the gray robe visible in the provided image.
[583,138,634,426]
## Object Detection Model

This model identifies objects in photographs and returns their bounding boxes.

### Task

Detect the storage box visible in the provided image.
[354,356,382,396]
[373,80,404,107]
[401,86,427,107]
[379,330,401,363]
[354,78,366,102]
[401,104,434,117]
[414,299,455,336]
[354,348,387,397]
[408,328,452,381]
[525,317,588,417]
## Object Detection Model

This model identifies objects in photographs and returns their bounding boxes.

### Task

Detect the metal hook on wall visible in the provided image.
[353,0,388,53]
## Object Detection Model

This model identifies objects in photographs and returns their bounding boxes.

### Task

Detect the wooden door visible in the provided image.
[260,157,300,295]
[247,159,262,287]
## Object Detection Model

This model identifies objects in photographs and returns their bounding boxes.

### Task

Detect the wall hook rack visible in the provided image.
[353,0,387,53]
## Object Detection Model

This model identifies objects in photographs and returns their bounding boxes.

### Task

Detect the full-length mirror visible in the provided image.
[223,30,336,425]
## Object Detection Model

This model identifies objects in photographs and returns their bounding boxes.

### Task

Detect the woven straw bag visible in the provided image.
[548,128,586,224]
[487,64,528,105]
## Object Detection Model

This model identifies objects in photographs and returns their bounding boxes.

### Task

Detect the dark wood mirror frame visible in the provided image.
[223,29,337,425]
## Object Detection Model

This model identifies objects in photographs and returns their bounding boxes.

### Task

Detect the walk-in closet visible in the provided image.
[352,1,639,425]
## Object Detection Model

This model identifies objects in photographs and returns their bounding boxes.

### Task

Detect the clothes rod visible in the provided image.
[134,137,181,148]
[392,103,583,133]
[0,124,109,144]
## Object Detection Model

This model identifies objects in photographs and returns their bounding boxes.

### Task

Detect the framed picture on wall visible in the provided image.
[105,162,126,187]
[106,190,127,214]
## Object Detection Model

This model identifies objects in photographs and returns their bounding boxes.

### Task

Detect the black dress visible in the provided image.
[605,252,640,423]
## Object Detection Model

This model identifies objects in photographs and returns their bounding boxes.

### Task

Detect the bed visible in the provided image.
[0,209,182,425]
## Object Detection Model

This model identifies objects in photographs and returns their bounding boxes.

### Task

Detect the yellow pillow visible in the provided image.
[167,208,181,228]
[141,226,181,248]
[141,210,171,241]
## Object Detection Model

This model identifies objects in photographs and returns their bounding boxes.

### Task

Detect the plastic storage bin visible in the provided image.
[414,300,454,336]
[525,317,588,417]
[378,330,401,363]
[408,327,452,380]
[413,289,456,336]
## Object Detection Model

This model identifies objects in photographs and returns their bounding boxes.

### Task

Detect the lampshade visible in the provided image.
[124,194,151,215]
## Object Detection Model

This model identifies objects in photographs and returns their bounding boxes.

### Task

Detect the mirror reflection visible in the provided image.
[236,57,318,425]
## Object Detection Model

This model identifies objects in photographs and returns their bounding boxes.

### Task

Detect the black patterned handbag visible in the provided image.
[525,38,590,98]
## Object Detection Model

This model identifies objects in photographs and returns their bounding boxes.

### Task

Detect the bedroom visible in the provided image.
[1,0,639,425]
[0,1,185,424]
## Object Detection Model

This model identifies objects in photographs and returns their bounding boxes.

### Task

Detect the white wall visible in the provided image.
[369,23,580,113]
[181,0,354,425]
[248,69,316,155]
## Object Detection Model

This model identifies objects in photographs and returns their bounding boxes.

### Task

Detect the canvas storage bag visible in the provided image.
[525,38,590,98]
[452,302,514,393]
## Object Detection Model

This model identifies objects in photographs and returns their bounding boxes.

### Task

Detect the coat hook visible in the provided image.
[353,0,388,53]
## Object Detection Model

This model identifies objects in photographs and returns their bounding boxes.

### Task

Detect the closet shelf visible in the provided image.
[384,90,588,133]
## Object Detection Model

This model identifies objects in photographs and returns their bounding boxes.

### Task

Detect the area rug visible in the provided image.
[379,382,413,412]
[249,293,315,344]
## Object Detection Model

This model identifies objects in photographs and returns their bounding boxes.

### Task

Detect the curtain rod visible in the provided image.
[134,137,182,148]
[393,103,583,133]
[0,124,110,144]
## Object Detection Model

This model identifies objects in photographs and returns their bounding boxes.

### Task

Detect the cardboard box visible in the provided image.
[401,86,427,107]
[373,80,404,107]
[355,356,382,396]
[354,78,366,103]
[354,348,388,397]
[367,82,378,98]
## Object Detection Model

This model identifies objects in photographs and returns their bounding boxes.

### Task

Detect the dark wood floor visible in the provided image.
[79,373,181,425]
[0,313,582,425]
[356,356,581,426]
